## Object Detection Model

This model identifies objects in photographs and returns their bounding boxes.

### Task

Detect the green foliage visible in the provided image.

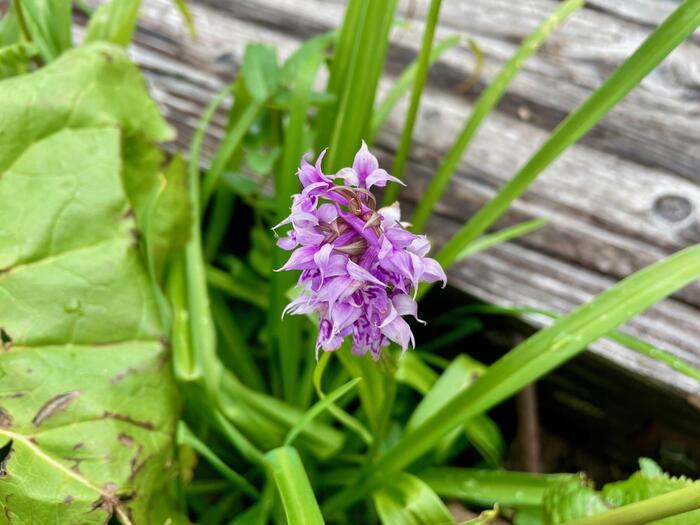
[3,1,700,524]
[15,0,72,62]
[0,44,181,523]
[373,472,455,525]
[84,0,141,46]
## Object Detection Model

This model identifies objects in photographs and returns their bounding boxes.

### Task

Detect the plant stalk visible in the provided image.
[567,484,700,525]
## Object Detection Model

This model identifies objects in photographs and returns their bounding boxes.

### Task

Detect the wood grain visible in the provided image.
[99,0,700,398]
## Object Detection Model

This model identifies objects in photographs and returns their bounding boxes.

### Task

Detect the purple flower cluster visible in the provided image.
[275,142,446,359]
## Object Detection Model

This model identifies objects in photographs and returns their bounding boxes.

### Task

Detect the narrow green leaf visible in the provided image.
[221,372,345,460]
[464,304,700,383]
[323,0,399,170]
[83,0,141,46]
[271,34,328,404]
[313,352,373,445]
[567,484,700,525]
[369,36,460,144]
[206,265,269,309]
[434,0,700,266]
[16,0,72,61]
[177,422,259,497]
[407,355,504,466]
[420,468,580,508]
[373,472,455,525]
[456,218,548,261]
[172,0,196,37]
[266,447,325,525]
[411,0,583,232]
[285,377,362,447]
[325,243,700,512]
[382,0,443,205]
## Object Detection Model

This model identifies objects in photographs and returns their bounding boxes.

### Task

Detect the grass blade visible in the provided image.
[434,0,700,268]
[266,447,325,525]
[459,304,700,383]
[419,467,579,508]
[323,0,398,170]
[369,36,460,144]
[324,243,700,512]
[284,377,362,447]
[382,0,443,205]
[455,218,547,261]
[373,472,455,525]
[567,483,700,525]
[177,422,259,497]
[410,0,583,232]
[314,352,373,445]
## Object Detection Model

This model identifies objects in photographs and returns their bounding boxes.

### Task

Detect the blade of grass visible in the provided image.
[324,243,700,512]
[373,472,455,525]
[221,371,345,460]
[433,0,700,268]
[567,484,700,525]
[314,0,367,152]
[284,377,362,447]
[266,447,325,525]
[207,265,269,309]
[202,101,263,208]
[323,0,398,171]
[314,352,373,446]
[419,467,580,508]
[270,35,327,404]
[455,218,547,261]
[368,36,460,144]
[83,0,141,46]
[210,293,266,391]
[382,0,443,206]
[455,304,700,383]
[177,421,259,497]
[181,86,231,395]
[410,0,583,232]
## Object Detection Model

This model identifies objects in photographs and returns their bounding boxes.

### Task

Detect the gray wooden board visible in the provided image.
[88,0,700,399]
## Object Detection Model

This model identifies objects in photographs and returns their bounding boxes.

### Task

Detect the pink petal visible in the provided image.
[352,141,379,182]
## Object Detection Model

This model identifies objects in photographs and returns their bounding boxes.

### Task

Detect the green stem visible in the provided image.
[567,484,700,525]
[410,0,583,231]
[13,0,32,43]
[382,0,443,205]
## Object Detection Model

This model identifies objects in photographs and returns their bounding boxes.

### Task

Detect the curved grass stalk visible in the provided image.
[410,0,584,232]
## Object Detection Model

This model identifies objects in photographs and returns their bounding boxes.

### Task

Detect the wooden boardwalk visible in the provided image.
[108,0,700,398]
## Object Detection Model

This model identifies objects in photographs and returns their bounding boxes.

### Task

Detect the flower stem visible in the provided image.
[567,484,700,525]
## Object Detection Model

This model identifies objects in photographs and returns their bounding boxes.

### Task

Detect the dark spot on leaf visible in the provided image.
[25,369,31,374]
[63,495,74,505]
[0,328,11,350]
[73,442,84,450]
[32,391,80,427]
[100,50,114,63]
[0,393,24,399]
[128,445,146,482]
[103,411,154,430]
[122,208,134,219]
[118,433,134,447]
[0,440,13,477]
[0,407,12,429]
[111,367,137,385]
[130,227,140,246]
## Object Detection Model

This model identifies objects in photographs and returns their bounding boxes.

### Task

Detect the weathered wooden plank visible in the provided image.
[100,0,700,397]
[198,0,700,183]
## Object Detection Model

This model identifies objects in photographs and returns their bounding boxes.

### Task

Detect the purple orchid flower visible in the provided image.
[275,142,446,359]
